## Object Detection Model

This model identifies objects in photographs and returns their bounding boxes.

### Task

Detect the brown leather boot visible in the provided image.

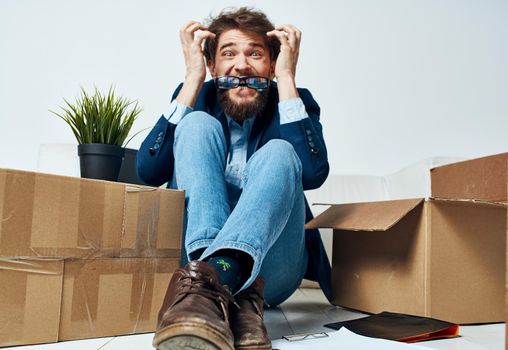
[230,276,271,350]
[153,260,236,350]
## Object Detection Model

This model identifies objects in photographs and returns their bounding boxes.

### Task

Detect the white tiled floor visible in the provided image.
[274,289,505,350]
[3,288,505,350]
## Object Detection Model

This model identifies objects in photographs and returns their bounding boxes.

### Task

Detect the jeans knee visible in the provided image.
[175,111,222,138]
[256,139,302,178]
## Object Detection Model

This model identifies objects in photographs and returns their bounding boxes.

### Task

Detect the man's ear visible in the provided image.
[269,60,276,80]
[207,60,216,79]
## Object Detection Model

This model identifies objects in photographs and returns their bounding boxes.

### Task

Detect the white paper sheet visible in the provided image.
[271,328,435,350]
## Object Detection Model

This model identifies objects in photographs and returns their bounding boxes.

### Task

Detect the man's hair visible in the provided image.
[203,7,280,63]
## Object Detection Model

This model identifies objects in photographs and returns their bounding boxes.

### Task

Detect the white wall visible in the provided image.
[1,0,507,176]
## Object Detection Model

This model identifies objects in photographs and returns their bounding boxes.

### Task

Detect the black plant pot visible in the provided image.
[77,143,125,181]
[117,148,147,185]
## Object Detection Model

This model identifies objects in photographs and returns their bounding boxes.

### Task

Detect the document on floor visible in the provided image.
[271,328,435,349]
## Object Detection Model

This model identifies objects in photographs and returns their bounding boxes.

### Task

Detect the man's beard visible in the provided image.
[218,88,269,123]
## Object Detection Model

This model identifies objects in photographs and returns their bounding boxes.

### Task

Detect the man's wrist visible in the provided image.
[184,72,205,84]
[176,77,204,107]
[276,74,299,101]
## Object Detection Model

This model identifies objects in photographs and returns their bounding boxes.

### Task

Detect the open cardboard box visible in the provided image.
[307,197,506,324]
[429,153,508,345]
[0,169,185,347]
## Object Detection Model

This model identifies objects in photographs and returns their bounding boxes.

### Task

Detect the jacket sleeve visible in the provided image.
[136,84,183,187]
[279,88,329,190]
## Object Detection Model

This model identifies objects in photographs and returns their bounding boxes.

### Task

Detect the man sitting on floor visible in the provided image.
[137,7,331,350]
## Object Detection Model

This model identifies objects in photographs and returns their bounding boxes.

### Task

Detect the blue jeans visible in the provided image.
[171,112,308,306]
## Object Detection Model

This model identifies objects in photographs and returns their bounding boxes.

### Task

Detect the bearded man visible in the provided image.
[137,7,331,350]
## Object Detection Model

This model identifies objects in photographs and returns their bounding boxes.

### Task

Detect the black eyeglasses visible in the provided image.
[215,76,270,92]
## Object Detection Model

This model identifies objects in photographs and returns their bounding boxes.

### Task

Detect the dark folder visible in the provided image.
[324,311,459,343]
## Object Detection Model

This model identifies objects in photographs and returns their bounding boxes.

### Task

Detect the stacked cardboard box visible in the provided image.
[0,168,185,347]
[307,153,508,324]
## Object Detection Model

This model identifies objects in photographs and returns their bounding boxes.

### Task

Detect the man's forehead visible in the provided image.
[217,29,268,49]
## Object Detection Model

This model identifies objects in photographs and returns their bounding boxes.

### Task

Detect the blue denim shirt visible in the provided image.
[165,97,309,206]
[224,116,253,207]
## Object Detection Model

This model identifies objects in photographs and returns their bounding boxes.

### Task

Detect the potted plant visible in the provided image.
[51,87,142,181]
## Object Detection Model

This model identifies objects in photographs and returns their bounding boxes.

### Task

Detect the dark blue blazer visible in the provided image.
[136,80,332,301]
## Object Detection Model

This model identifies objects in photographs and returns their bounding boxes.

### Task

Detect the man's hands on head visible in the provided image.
[267,24,301,101]
[176,21,215,107]
[180,21,215,82]
[174,21,303,106]
[267,24,301,80]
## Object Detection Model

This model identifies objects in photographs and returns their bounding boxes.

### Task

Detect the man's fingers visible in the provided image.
[277,24,301,35]
[267,29,289,46]
[273,24,301,48]
[180,21,199,37]
[186,23,209,34]
[268,25,301,75]
[195,30,216,46]
[285,24,301,43]
[180,21,210,43]
[181,20,199,30]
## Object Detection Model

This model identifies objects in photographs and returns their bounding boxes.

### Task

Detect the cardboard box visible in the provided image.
[0,257,179,347]
[431,153,508,338]
[0,168,184,258]
[0,168,185,347]
[431,152,508,202]
[306,198,506,324]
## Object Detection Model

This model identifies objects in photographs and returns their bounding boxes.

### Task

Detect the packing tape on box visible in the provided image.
[66,258,170,326]
[0,170,116,258]
[125,184,158,193]
[78,177,123,256]
[0,257,64,274]
[122,185,183,258]
[0,257,179,341]
[123,186,155,255]
[124,184,166,257]
[0,169,184,259]
[0,170,182,259]
[0,258,64,336]
[0,170,36,256]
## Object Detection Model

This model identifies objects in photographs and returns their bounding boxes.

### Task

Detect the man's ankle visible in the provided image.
[205,249,252,293]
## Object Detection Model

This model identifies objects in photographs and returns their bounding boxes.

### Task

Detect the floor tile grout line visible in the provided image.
[96,337,116,350]
[280,306,296,336]
[279,288,307,335]
[300,288,340,322]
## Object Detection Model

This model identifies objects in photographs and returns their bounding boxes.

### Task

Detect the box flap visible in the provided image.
[431,153,508,202]
[305,198,424,231]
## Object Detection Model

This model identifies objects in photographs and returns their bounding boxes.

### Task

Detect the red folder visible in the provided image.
[324,311,459,343]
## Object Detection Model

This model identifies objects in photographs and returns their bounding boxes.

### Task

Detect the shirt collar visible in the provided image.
[226,114,255,130]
